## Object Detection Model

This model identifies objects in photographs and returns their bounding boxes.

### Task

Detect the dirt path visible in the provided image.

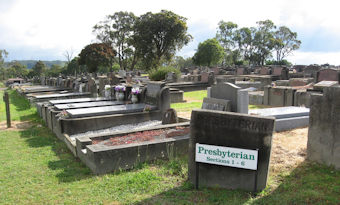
[271,127,308,173]
[0,121,36,131]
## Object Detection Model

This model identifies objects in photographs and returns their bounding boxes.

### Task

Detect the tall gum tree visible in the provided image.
[133,10,192,70]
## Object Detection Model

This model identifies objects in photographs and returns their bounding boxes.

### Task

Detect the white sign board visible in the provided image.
[195,143,258,170]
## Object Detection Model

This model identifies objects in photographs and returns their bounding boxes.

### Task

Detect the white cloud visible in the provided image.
[287,51,340,65]
[1,0,340,64]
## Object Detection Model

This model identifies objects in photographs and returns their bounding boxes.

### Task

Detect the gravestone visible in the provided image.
[316,68,340,82]
[210,83,248,114]
[307,86,340,170]
[272,67,282,76]
[126,75,132,83]
[162,108,179,124]
[166,72,177,83]
[200,72,209,83]
[202,97,231,111]
[188,109,275,191]
[208,72,215,85]
[211,67,220,75]
[145,81,170,114]
[118,70,126,78]
[236,67,245,75]
[88,78,97,97]
[260,67,269,75]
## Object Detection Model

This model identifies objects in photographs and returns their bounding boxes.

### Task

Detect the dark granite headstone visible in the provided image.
[188,109,275,191]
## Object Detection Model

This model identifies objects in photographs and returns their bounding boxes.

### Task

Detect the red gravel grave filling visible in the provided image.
[92,127,190,146]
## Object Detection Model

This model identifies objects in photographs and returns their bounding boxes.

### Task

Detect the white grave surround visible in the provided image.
[195,143,258,170]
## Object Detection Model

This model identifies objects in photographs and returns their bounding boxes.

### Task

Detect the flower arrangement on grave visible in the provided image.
[115,85,126,101]
[131,87,140,103]
[115,85,126,92]
[131,87,140,95]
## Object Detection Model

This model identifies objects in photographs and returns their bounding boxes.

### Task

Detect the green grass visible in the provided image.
[171,90,207,112]
[0,90,40,122]
[0,89,339,204]
[171,90,271,113]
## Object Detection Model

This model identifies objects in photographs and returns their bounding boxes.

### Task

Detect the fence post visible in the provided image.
[3,92,11,128]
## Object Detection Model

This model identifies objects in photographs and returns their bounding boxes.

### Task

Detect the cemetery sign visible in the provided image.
[195,143,258,170]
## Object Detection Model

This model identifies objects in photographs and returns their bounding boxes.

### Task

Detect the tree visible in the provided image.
[273,26,301,62]
[133,10,192,69]
[32,61,46,76]
[253,20,276,65]
[93,11,137,70]
[216,21,239,65]
[234,27,257,64]
[0,49,8,80]
[78,43,116,73]
[168,56,194,69]
[63,49,74,64]
[45,64,65,77]
[8,61,27,77]
[192,38,225,67]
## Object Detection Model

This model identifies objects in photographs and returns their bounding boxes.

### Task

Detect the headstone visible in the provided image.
[162,108,179,124]
[166,72,177,83]
[316,68,340,82]
[236,67,245,75]
[202,97,231,111]
[211,67,220,75]
[307,86,340,170]
[208,72,215,86]
[200,72,209,83]
[189,109,275,191]
[210,83,248,113]
[272,67,282,76]
[126,75,132,84]
[260,67,269,75]
[88,78,97,97]
[118,70,126,78]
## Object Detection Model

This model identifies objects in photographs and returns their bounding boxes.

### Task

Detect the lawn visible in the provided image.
[0,88,339,204]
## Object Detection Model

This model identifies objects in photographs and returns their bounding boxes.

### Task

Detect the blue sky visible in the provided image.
[1,0,340,65]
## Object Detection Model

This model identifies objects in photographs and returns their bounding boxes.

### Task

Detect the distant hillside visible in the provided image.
[5,60,67,69]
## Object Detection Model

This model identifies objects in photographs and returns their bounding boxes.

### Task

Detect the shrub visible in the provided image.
[148,66,181,81]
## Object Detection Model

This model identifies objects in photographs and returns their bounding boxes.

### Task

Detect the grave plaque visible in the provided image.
[189,109,275,191]
[202,97,231,111]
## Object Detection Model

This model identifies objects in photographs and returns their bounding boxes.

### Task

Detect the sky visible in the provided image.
[1,0,340,65]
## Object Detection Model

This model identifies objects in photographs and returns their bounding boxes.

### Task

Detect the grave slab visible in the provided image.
[55,101,121,110]
[49,97,111,105]
[67,103,156,118]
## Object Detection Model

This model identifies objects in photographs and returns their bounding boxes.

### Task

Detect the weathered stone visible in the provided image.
[307,86,340,170]
[202,97,231,111]
[316,68,340,82]
[188,109,275,191]
[162,108,179,124]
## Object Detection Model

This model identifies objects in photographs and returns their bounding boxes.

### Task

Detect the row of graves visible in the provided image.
[17,78,192,175]
[13,65,339,194]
